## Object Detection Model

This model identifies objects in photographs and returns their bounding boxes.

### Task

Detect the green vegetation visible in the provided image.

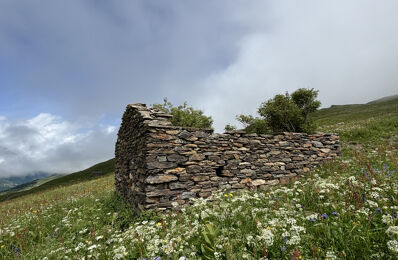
[229,88,321,134]
[312,96,398,146]
[0,95,397,259]
[235,115,269,134]
[152,98,213,129]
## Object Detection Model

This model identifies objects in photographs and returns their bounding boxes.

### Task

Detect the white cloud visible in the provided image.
[105,126,116,134]
[0,114,117,177]
[197,1,398,132]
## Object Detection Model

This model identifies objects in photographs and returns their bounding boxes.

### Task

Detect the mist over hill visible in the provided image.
[0,172,54,192]
[367,94,398,104]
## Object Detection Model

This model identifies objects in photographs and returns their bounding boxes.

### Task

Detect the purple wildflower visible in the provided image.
[332,211,339,216]
[322,213,328,219]
[361,194,366,202]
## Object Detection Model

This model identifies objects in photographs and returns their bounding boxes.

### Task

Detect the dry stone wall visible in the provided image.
[115,103,340,212]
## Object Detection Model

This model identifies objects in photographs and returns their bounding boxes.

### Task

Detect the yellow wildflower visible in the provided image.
[224,194,228,197]
[157,222,162,226]
[178,238,182,242]
[1,245,4,249]
[229,193,233,197]
[353,222,359,226]
[266,226,271,230]
[85,240,89,244]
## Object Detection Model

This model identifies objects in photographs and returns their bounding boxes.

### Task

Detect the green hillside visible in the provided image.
[312,95,398,126]
[0,158,115,202]
[0,96,397,259]
[312,96,398,145]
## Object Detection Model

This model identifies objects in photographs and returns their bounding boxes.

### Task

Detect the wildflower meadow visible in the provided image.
[0,101,397,259]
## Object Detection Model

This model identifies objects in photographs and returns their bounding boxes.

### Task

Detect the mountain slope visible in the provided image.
[0,158,115,202]
[312,95,398,126]
[0,174,62,194]
[367,94,398,104]
[0,172,55,192]
[311,95,398,145]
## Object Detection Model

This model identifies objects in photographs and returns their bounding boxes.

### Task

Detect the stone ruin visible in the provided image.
[115,103,340,212]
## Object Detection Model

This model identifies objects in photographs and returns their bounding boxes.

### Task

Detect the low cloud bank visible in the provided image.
[0,114,117,177]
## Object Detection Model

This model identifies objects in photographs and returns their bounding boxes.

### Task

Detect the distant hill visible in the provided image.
[0,174,63,194]
[0,158,115,202]
[0,172,55,192]
[311,94,398,126]
[311,94,398,145]
[367,94,398,104]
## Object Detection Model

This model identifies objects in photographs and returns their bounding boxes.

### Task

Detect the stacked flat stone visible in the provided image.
[115,103,340,212]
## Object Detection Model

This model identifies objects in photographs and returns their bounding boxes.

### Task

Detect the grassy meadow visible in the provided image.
[0,97,397,259]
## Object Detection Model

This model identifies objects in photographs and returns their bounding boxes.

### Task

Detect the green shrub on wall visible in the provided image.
[226,88,321,134]
[152,98,213,129]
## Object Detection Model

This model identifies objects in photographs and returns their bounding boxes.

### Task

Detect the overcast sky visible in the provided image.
[1,1,397,177]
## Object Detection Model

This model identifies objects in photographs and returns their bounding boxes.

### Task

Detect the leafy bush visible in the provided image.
[258,88,320,133]
[236,115,269,134]
[224,124,237,132]
[226,88,321,134]
[152,98,213,129]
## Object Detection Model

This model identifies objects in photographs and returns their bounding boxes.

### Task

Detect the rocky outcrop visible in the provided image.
[115,103,340,212]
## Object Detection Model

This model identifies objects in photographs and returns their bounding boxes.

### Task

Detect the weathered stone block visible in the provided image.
[181,191,196,199]
[192,175,209,182]
[312,141,323,147]
[145,175,178,184]
[186,165,202,174]
[165,167,187,175]
[178,130,192,139]
[252,179,266,186]
[189,154,206,161]
[167,154,188,163]
[169,182,188,190]
[147,161,177,169]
